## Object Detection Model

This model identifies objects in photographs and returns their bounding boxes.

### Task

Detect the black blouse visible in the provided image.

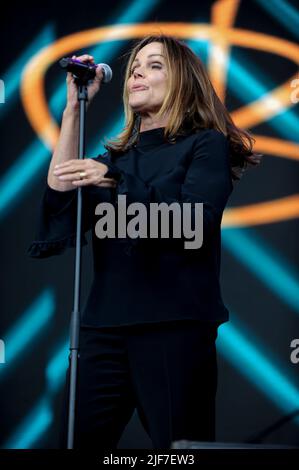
[27,127,234,327]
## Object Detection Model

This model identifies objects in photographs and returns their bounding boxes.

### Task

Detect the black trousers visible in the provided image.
[58,319,219,449]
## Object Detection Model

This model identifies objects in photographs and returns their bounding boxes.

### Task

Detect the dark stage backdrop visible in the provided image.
[0,0,298,449]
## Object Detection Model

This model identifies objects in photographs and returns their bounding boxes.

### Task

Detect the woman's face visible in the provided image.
[127,42,168,115]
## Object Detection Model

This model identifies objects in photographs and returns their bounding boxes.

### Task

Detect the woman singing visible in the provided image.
[28,34,261,449]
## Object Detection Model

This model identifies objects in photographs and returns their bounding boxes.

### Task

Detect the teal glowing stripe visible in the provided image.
[46,339,69,393]
[3,398,53,449]
[190,36,299,141]
[225,48,298,141]
[2,337,68,449]
[222,227,299,314]
[254,0,299,39]
[187,39,209,65]
[2,289,55,369]
[88,112,125,155]
[218,319,299,423]
[0,24,55,116]
[228,53,299,141]
[0,139,50,218]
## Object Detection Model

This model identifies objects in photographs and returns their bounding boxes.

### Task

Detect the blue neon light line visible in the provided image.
[222,227,299,314]
[254,0,299,39]
[218,319,299,424]
[1,289,55,373]
[0,24,55,117]
[3,397,53,449]
[45,339,69,393]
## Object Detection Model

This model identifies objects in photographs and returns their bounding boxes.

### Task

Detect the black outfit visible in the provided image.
[28,126,233,449]
[59,321,218,449]
[28,127,233,327]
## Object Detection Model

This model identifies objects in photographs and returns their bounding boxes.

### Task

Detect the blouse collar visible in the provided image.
[135,127,166,148]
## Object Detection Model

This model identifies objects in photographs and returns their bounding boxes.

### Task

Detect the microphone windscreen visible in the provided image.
[99,63,113,83]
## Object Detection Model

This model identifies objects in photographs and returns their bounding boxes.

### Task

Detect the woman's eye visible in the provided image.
[130,63,162,74]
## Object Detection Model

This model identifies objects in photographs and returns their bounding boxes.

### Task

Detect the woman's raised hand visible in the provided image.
[66,54,104,111]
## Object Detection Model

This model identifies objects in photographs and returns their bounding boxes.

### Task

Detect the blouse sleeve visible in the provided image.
[95,130,233,249]
[27,182,91,258]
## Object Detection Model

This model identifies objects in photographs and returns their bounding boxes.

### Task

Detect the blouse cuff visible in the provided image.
[27,182,89,259]
[27,232,88,258]
[45,183,77,215]
[95,156,123,182]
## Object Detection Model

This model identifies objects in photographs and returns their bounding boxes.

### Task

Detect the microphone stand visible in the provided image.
[67,78,89,449]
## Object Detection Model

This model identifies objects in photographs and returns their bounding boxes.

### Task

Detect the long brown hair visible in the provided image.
[104,34,262,182]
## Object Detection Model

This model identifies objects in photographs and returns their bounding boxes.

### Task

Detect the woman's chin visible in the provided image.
[129,101,147,113]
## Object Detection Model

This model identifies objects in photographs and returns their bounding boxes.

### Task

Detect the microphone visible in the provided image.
[59,57,113,84]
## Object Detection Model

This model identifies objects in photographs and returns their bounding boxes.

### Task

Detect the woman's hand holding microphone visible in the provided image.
[49,53,117,191]
[65,54,104,111]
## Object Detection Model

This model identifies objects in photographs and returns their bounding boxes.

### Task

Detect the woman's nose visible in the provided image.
[133,69,144,78]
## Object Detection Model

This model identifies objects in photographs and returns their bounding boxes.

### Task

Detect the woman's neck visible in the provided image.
[139,111,169,133]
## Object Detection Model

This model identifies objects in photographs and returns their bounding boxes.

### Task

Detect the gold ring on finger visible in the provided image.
[79,171,87,180]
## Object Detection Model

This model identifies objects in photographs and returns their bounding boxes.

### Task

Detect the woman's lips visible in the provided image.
[131,86,148,92]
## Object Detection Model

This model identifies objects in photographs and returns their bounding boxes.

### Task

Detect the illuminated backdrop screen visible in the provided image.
[0,0,298,449]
